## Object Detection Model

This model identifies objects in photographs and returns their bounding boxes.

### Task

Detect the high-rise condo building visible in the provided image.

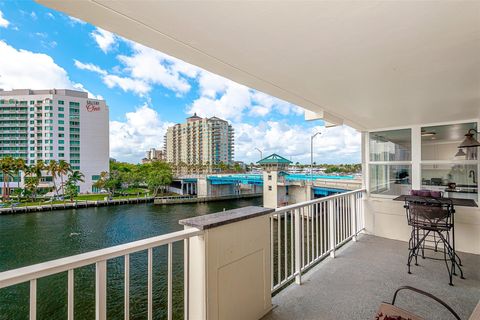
[164,114,234,166]
[0,89,109,193]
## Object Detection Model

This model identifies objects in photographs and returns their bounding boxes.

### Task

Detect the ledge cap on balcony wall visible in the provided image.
[179,206,274,230]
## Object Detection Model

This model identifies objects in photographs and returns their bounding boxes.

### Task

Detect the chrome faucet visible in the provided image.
[469,170,476,184]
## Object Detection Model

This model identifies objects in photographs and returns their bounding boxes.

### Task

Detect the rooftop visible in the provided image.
[0,88,90,98]
[257,154,293,165]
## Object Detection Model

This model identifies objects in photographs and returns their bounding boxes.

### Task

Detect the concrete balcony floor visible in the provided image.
[263,235,480,320]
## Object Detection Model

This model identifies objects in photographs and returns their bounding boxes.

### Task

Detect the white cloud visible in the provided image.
[74,60,107,75]
[117,43,200,94]
[110,104,174,162]
[103,74,150,95]
[235,122,361,164]
[91,28,116,53]
[0,10,9,28]
[46,12,55,19]
[72,83,103,100]
[30,12,37,20]
[187,71,303,121]
[188,78,252,121]
[0,40,73,89]
[74,59,150,95]
[74,42,202,96]
[68,16,86,25]
[0,40,99,99]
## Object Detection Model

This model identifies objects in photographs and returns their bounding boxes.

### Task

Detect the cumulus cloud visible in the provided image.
[0,10,9,28]
[74,59,107,75]
[187,72,303,121]
[103,74,150,95]
[91,27,116,53]
[68,16,86,25]
[76,38,304,119]
[117,42,200,94]
[110,104,174,162]
[74,59,150,95]
[235,122,361,164]
[0,40,98,98]
[74,42,202,96]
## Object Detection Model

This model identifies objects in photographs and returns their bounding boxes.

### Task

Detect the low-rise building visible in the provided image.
[142,148,165,163]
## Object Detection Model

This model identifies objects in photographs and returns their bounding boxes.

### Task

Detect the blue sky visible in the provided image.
[0,0,360,164]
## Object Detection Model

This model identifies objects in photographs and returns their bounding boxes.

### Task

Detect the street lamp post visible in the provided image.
[255,148,263,160]
[310,132,321,182]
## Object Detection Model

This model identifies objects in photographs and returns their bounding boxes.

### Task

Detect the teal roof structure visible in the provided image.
[257,153,293,165]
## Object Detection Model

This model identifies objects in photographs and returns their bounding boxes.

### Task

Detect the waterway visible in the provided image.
[0,197,262,320]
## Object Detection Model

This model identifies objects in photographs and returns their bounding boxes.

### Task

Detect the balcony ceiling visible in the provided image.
[38,1,480,130]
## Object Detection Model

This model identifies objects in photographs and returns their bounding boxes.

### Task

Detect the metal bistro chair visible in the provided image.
[375,286,461,320]
[404,196,464,286]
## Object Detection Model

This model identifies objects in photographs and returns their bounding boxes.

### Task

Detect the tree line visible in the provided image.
[0,157,84,202]
[93,160,174,198]
[168,161,245,175]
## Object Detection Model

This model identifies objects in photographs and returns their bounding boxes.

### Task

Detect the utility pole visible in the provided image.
[255,147,263,160]
[310,132,321,182]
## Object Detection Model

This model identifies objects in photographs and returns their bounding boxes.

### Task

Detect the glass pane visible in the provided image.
[369,129,411,161]
[421,164,478,198]
[421,122,477,160]
[369,164,412,195]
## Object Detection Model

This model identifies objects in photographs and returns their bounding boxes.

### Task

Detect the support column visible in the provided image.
[180,207,274,320]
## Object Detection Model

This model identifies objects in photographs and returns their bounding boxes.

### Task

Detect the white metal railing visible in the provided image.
[0,228,203,320]
[270,189,365,293]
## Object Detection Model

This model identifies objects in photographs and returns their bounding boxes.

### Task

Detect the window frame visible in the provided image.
[366,119,480,202]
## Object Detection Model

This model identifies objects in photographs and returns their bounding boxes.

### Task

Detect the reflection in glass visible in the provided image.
[370,164,411,195]
[421,122,477,161]
[369,129,411,161]
[422,164,477,187]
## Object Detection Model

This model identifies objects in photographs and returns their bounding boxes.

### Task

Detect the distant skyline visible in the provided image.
[0,0,360,164]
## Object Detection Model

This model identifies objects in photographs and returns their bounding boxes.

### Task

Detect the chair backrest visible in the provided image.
[376,303,424,320]
[404,197,454,229]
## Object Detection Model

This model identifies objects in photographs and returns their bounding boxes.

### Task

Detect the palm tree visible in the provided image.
[65,170,85,201]
[0,157,14,201]
[47,160,59,197]
[24,161,44,202]
[57,160,71,196]
[12,158,26,199]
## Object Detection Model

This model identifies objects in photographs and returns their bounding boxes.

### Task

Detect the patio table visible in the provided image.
[393,195,478,207]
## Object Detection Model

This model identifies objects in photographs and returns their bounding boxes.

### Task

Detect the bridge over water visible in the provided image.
[173,174,362,199]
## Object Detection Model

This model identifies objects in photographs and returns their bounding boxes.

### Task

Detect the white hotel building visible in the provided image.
[0,89,109,193]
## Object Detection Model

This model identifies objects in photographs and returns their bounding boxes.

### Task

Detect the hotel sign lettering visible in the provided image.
[86,100,101,112]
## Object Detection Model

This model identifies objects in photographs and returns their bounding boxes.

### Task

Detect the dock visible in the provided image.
[0,197,155,215]
[154,193,262,205]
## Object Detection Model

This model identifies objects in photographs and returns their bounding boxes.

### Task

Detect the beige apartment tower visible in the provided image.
[164,114,234,166]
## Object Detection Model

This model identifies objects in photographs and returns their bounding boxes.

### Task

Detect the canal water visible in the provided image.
[0,197,262,320]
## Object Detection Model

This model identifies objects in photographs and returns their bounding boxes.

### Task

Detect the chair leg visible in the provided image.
[439,231,465,280]
[441,239,454,286]
[407,229,429,274]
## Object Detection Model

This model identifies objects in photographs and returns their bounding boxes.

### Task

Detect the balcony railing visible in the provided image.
[0,228,202,320]
[0,190,365,320]
[270,189,365,292]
